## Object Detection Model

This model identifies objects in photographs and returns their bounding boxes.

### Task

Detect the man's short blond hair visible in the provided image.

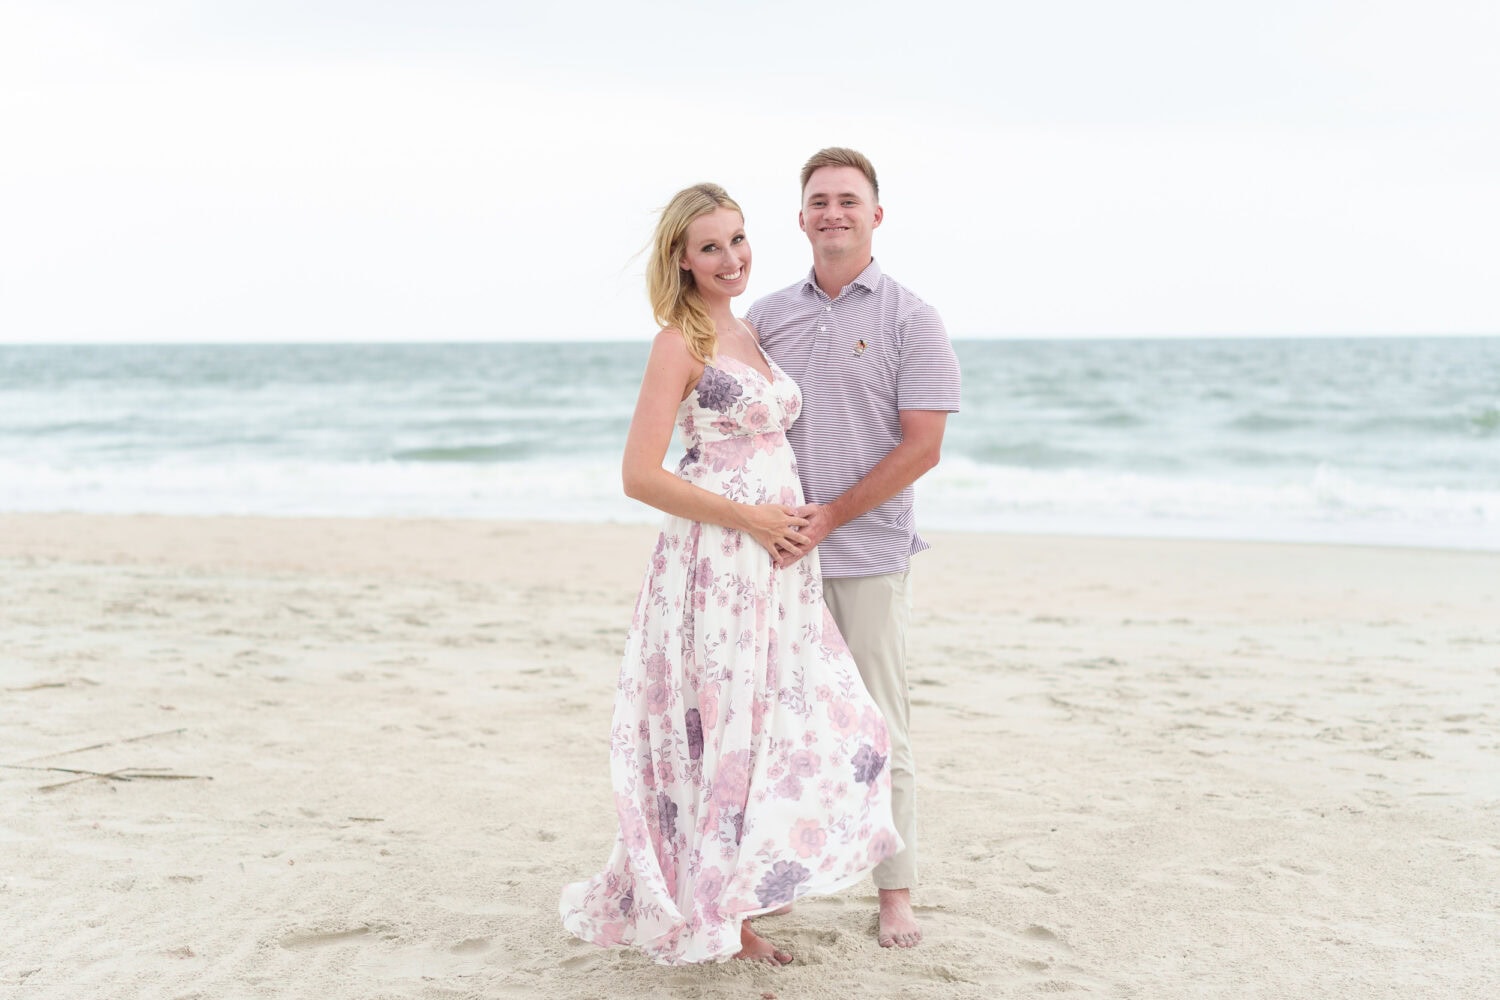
[800,147,879,200]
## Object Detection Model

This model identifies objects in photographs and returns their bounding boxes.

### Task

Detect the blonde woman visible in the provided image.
[560,184,901,966]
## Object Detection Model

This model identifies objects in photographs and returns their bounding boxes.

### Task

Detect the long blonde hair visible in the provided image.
[647,183,743,364]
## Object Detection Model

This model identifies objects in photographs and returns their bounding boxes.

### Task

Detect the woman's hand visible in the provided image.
[737,503,812,562]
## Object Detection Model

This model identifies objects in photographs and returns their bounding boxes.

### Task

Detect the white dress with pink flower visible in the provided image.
[559,347,901,965]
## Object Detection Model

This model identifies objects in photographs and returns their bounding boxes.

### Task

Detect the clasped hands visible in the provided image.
[747,502,832,569]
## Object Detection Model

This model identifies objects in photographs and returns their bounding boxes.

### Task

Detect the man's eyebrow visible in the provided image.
[806,190,863,201]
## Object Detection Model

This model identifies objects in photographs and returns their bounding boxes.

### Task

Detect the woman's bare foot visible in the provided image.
[734,922,793,965]
[877,888,922,948]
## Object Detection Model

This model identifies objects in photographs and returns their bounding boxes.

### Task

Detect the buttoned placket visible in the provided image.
[803,287,833,384]
[817,288,857,372]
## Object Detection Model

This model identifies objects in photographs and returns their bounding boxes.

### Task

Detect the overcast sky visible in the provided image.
[2,1,1496,343]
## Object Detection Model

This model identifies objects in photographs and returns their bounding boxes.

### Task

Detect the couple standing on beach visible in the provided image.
[560,148,962,966]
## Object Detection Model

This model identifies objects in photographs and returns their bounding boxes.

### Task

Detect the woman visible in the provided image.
[559,184,900,966]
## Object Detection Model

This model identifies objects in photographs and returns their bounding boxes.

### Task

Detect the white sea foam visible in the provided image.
[0,457,651,523]
[4,453,1496,551]
[919,458,1500,550]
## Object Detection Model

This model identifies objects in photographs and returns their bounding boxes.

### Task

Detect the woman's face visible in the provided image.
[679,208,751,300]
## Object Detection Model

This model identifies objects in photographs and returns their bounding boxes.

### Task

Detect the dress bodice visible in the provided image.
[674,353,803,506]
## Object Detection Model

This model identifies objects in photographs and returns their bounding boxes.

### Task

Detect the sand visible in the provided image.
[2,513,1497,999]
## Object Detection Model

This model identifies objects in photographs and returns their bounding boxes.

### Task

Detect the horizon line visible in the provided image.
[2,331,1498,348]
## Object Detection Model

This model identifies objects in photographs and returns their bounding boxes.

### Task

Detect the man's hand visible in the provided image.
[775,502,836,569]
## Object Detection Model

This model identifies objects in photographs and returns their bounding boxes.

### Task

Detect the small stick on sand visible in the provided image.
[19,766,214,792]
[13,728,187,764]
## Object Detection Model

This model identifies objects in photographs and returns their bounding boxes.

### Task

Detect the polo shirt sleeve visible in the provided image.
[896,304,962,412]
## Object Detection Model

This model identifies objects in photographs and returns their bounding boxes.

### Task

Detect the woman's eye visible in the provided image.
[731,235,745,244]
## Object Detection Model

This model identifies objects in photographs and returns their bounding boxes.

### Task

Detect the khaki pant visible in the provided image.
[822,570,916,890]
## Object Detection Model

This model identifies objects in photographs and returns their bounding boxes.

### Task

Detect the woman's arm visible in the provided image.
[622,329,810,559]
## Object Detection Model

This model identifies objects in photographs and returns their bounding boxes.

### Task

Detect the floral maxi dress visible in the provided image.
[559,349,902,965]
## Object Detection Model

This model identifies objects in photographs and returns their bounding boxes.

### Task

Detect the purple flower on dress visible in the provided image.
[851,744,887,786]
[657,792,678,841]
[619,888,633,914]
[755,860,810,908]
[685,708,703,760]
[720,808,745,845]
[697,366,743,412]
[677,445,701,470]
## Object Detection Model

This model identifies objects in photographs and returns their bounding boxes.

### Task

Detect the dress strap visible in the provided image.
[736,318,777,372]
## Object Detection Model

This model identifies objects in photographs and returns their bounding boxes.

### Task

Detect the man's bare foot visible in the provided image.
[734,922,793,965]
[877,888,922,948]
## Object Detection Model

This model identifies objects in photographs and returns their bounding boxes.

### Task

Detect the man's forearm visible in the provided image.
[823,409,947,530]
[778,410,948,569]
[824,438,940,530]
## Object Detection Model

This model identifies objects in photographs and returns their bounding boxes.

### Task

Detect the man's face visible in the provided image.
[799,165,882,260]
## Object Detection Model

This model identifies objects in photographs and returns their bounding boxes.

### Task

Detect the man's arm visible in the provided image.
[775,409,948,569]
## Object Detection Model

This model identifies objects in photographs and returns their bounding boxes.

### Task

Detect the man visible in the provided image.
[747,147,961,949]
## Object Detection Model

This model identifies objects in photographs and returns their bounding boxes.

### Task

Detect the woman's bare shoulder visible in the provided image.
[652,326,692,354]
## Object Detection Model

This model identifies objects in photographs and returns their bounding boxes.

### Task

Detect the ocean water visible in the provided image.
[2,338,1497,551]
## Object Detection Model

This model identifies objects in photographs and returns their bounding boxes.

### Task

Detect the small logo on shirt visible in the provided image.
[853,339,867,356]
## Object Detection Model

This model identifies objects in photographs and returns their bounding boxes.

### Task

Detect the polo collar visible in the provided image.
[801,258,883,299]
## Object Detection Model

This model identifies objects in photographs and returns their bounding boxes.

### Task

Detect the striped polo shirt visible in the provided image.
[747,259,962,578]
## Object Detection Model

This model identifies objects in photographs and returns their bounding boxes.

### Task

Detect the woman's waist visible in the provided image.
[675,453,802,502]
[676,429,790,465]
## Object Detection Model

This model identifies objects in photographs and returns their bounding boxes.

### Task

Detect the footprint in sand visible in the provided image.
[278,926,374,951]
[449,936,491,955]
[560,951,605,972]
[879,909,1113,995]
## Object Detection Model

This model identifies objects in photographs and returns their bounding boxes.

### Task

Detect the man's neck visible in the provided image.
[812,254,872,301]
